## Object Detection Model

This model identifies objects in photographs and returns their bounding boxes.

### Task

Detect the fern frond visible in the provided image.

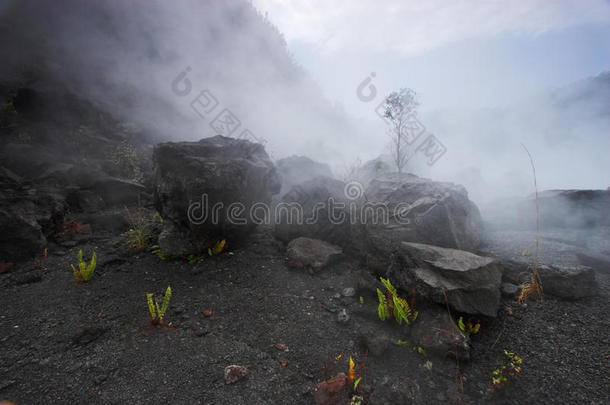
[380,277,397,297]
[146,293,156,320]
[377,288,388,321]
[155,302,161,320]
[159,286,172,319]
[82,252,96,281]
[71,264,83,282]
[458,316,466,331]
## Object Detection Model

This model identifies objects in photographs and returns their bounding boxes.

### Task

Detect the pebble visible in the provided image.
[257,352,268,360]
[94,374,108,384]
[342,287,356,297]
[224,365,248,384]
[194,327,209,337]
[337,309,350,323]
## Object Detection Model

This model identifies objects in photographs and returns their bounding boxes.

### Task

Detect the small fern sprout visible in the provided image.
[70,249,97,282]
[147,286,172,324]
[458,316,481,335]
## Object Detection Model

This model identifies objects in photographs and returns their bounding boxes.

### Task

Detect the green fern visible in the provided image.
[458,316,480,335]
[146,293,156,319]
[378,278,417,325]
[147,286,172,324]
[70,250,97,282]
[492,350,523,388]
[377,288,389,321]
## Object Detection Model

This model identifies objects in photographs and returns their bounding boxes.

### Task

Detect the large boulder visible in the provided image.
[538,265,598,299]
[389,242,503,317]
[273,173,484,273]
[153,136,280,255]
[273,176,367,252]
[365,173,483,252]
[276,155,333,197]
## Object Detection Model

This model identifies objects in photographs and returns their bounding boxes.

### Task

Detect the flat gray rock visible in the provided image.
[390,242,502,317]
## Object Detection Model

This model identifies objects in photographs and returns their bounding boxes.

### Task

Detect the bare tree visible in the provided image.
[381,88,420,173]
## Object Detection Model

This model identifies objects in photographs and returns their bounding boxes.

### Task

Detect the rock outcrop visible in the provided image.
[153,136,280,255]
[365,173,483,252]
[390,242,503,317]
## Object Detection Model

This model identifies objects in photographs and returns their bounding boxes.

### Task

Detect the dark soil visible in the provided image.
[1,223,608,404]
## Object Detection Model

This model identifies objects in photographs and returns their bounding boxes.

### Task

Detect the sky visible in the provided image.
[253,0,610,112]
[253,0,610,200]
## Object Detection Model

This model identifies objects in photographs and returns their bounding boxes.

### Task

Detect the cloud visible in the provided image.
[253,0,610,55]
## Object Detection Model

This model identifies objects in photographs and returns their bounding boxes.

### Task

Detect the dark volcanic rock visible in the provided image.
[408,310,470,361]
[273,176,365,250]
[501,260,598,299]
[286,237,343,273]
[153,136,280,255]
[390,242,503,317]
[365,173,483,252]
[537,265,598,299]
[274,173,483,275]
[276,155,333,197]
[0,175,65,261]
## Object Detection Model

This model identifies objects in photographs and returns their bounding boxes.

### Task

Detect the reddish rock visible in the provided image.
[312,373,349,405]
[275,343,288,351]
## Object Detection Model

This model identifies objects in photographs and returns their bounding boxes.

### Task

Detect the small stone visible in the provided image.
[341,287,355,297]
[194,327,209,337]
[337,309,349,323]
[94,374,108,384]
[501,282,520,297]
[286,237,343,272]
[275,343,288,351]
[224,365,248,384]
